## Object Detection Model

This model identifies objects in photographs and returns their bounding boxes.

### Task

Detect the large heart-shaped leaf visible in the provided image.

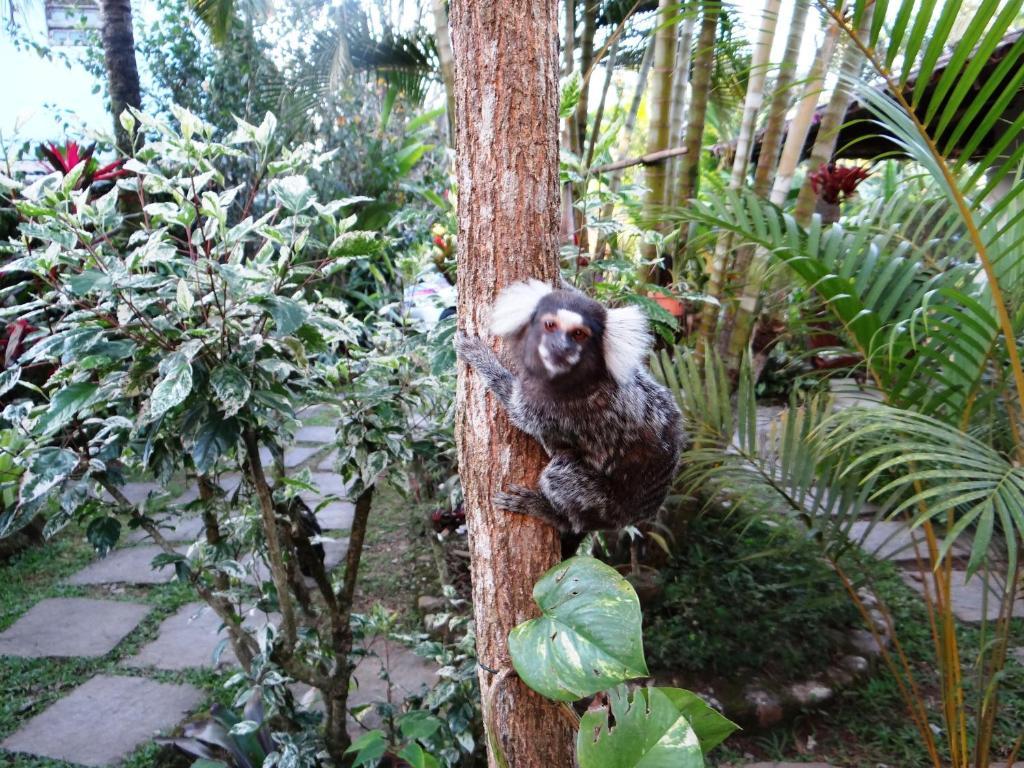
[577,686,703,768]
[508,556,648,701]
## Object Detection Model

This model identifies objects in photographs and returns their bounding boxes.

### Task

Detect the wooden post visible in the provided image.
[449,1,576,765]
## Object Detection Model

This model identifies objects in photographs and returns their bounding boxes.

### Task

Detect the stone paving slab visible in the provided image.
[901,570,1024,622]
[317,502,355,531]
[245,537,348,586]
[1010,647,1024,665]
[317,450,340,471]
[296,637,439,731]
[0,598,150,659]
[847,520,969,563]
[295,425,335,443]
[126,515,206,544]
[123,602,277,671]
[1,674,202,766]
[67,544,178,586]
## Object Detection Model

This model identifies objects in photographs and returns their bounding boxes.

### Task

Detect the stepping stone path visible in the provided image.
[0,597,150,658]
[0,411,428,767]
[1,675,202,767]
[67,544,178,586]
[124,602,278,671]
[755,386,1023,626]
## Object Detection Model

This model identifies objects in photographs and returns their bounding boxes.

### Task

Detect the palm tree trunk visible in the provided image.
[592,37,654,258]
[574,0,598,154]
[99,0,142,154]
[792,6,873,225]
[752,0,811,196]
[585,35,619,167]
[639,0,678,282]
[672,0,719,258]
[432,0,457,148]
[449,0,575,764]
[701,0,781,343]
[723,16,840,370]
[666,6,695,206]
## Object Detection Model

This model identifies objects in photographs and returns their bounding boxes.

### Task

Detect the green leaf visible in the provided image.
[269,175,314,212]
[176,278,195,314]
[191,416,239,474]
[20,447,79,506]
[345,730,387,766]
[263,296,309,336]
[210,365,252,417]
[329,231,385,257]
[35,382,99,435]
[660,688,739,754]
[0,367,21,398]
[560,71,582,119]
[576,685,704,768]
[508,556,648,701]
[149,352,194,421]
[398,710,443,741]
[86,516,121,555]
[398,743,440,768]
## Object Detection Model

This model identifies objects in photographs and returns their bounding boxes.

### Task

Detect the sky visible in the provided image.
[0,4,110,146]
[0,0,828,148]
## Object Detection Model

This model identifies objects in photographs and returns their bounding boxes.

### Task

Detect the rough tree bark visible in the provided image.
[98,0,142,154]
[449,2,576,767]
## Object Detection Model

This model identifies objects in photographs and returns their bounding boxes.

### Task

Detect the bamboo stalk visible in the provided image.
[639,0,679,281]
[672,0,720,259]
[723,15,840,369]
[701,0,781,342]
[666,5,695,206]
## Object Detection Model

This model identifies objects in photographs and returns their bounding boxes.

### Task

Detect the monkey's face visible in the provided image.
[523,292,605,383]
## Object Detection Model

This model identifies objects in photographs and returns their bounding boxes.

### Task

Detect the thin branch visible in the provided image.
[590,145,688,174]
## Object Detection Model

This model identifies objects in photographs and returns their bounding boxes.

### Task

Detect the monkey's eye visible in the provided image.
[571,328,589,343]
[543,319,557,332]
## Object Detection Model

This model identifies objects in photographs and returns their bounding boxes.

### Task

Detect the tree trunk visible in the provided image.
[666,7,695,208]
[701,0,781,343]
[431,0,457,148]
[723,16,840,370]
[592,37,655,259]
[449,2,576,767]
[752,0,811,196]
[574,0,598,155]
[792,6,873,225]
[98,0,142,154]
[672,0,719,258]
[639,0,678,282]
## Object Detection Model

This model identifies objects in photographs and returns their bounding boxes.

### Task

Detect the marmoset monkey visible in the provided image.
[456,280,683,552]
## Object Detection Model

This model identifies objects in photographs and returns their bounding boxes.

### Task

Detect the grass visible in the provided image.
[706,559,1024,768]
[354,485,443,630]
[0,532,234,768]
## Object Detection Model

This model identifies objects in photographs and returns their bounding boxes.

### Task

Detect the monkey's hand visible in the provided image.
[454,331,492,370]
[495,485,569,532]
[455,331,515,405]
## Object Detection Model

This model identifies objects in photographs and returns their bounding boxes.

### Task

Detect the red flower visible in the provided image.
[39,141,127,189]
[808,163,871,205]
[91,159,127,182]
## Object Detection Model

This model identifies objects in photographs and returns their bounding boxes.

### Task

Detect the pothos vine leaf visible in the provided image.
[507,556,648,701]
[577,685,723,768]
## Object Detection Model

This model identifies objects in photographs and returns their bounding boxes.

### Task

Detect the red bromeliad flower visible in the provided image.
[39,141,128,189]
[808,162,871,205]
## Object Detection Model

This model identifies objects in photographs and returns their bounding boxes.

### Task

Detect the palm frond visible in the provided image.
[822,405,1024,577]
[678,189,1000,421]
[654,348,891,549]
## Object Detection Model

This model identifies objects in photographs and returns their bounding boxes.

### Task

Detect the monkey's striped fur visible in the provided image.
[456,282,684,541]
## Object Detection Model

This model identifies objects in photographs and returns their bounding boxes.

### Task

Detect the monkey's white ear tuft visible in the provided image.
[604,305,652,385]
[489,279,553,337]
